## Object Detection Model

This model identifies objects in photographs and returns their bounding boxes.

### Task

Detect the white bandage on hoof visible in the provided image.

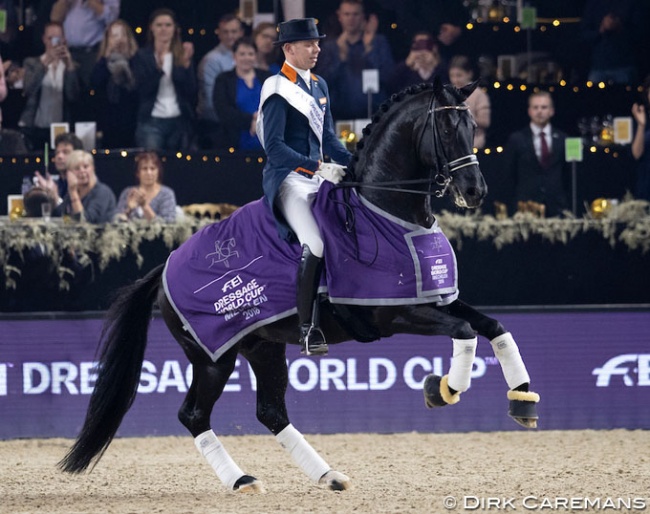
[194,430,245,489]
[507,390,540,403]
[440,374,461,405]
[447,337,478,393]
[490,332,531,390]
[276,424,331,483]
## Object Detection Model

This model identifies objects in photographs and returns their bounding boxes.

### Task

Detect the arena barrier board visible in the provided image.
[0,310,648,439]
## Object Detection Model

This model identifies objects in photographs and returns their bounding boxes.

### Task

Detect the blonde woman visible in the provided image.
[449,55,490,149]
[131,8,196,151]
[115,151,177,222]
[91,19,139,148]
[55,150,116,223]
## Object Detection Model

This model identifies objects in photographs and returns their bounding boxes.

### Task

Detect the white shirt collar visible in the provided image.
[285,61,312,89]
[531,123,551,137]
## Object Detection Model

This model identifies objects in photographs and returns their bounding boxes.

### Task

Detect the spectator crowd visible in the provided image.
[1,0,650,219]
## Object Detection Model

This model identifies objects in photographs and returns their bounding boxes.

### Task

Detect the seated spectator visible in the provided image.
[631,77,650,201]
[448,55,490,149]
[213,37,272,151]
[18,22,80,151]
[316,0,394,120]
[252,22,282,74]
[90,19,139,149]
[388,32,448,95]
[132,8,197,151]
[33,132,84,205]
[54,149,116,223]
[114,151,177,222]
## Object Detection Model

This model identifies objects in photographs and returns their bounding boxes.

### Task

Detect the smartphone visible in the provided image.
[51,36,61,47]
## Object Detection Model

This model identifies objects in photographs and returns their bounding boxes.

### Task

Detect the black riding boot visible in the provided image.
[297,244,327,356]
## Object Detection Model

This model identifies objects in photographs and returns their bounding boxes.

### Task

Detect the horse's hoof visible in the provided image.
[319,470,351,491]
[233,475,265,493]
[507,390,540,429]
[423,374,460,408]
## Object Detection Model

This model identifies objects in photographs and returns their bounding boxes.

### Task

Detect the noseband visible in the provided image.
[421,97,478,197]
[340,92,478,197]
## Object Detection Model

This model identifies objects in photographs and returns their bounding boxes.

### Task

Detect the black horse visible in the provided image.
[60,80,539,492]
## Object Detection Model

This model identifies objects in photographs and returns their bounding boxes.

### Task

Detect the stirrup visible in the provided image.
[300,325,328,356]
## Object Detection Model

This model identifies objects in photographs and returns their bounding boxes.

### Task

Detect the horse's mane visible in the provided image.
[345,81,464,179]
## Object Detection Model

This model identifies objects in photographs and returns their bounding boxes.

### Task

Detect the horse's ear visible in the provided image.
[458,80,480,101]
[432,76,444,98]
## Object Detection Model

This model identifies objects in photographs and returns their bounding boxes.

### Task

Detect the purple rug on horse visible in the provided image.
[163,181,458,361]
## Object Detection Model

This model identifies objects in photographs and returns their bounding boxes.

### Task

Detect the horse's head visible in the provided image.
[418,78,488,209]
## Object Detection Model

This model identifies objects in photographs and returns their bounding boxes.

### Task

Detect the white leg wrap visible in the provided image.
[447,337,478,393]
[490,332,531,390]
[276,424,330,483]
[194,430,245,489]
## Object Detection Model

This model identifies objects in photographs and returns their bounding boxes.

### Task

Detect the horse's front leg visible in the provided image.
[442,300,540,428]
[239,339,351,491]
[380,304,479,406]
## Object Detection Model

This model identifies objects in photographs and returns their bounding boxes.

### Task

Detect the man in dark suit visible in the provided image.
[504,91,568,217]
[257,18,352,356]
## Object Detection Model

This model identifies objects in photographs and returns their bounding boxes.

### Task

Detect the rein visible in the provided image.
[338,94,478,197]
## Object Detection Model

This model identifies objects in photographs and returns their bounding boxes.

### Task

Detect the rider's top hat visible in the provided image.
[274,18,326,46]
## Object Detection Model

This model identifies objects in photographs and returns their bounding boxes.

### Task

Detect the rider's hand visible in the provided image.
[316,163,347,184]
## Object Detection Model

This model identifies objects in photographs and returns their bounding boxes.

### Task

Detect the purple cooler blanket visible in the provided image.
[163,182,458,361]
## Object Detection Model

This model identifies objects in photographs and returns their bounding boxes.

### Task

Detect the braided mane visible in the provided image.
[346,82,436,179]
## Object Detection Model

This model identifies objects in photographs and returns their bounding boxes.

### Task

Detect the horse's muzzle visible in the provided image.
[452,166,488,209]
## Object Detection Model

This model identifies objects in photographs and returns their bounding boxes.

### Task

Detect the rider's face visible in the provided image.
[284,39,320,70]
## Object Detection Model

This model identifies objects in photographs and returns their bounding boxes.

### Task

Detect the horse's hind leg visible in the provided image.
[159,296,262,492]
[444,300,540,428]
[240,340,351,491]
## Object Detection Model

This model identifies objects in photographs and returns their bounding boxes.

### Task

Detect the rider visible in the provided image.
[257,18,352,356]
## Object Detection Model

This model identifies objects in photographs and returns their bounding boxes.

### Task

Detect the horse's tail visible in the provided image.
[59,263,165,473]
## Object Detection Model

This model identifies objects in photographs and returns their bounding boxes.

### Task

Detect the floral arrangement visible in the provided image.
[1,199,648,290]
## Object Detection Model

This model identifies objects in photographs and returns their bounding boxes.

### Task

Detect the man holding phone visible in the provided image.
[50,0,120,120]
[18,22,80,150]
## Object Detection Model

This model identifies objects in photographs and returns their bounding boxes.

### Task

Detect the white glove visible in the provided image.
[315,163,347,184]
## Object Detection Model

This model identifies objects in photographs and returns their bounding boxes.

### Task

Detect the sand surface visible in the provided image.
[1,430,648,514]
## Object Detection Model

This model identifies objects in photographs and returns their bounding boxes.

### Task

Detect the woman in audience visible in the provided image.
[55,150,116,223]
[90,19,139,149]
[131,8,196,151]
[448,55,490,149]
[252,22,281,74]
[115,151,177,222]
[388,32,448,95]
[213,37,271,150]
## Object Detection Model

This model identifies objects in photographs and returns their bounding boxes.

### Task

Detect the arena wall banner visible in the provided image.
[0,311,648,439]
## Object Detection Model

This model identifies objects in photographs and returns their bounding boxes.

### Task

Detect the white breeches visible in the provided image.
[277,172,325,258]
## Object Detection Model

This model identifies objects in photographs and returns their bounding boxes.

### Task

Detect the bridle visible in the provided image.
[339,91,478,197]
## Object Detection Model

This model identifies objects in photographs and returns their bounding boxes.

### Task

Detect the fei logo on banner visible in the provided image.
[592,354,650,387]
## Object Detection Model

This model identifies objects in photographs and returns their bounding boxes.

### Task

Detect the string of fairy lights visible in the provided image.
[2,16,635,168]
